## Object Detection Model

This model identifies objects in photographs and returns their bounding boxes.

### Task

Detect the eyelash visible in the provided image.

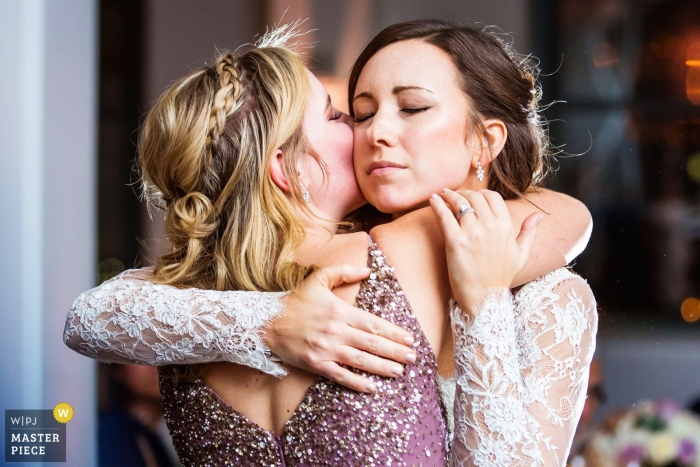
[330,110,342,121]
[353,106,431,123]
[402,106,431,114]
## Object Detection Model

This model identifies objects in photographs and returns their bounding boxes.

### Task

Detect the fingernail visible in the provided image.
[403,335,414,345]
[537,214,544,224]
[356,267,371,273]
[391,365,403,376]
[405,353,416,364]
[441,188,448,193]
[366,382,377,392]
[430,193,439,200]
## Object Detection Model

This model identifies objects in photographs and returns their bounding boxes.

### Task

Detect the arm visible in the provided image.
[450,272,597,466]
[64,265,415,391]
[431,189,597,466]
[63,267,289,376]
[506,189,592,287]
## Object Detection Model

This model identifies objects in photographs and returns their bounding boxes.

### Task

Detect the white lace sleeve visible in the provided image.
[450,268,598,467]
[63,268,289,377]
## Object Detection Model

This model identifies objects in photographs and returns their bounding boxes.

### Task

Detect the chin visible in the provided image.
[369,193,420,216]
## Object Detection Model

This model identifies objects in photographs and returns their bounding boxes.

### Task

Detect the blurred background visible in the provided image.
[1,0,699,465]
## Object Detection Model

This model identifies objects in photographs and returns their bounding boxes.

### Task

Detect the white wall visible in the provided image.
[0,1,98,465]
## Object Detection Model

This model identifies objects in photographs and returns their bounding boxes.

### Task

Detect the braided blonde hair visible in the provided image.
[139,30,314,294]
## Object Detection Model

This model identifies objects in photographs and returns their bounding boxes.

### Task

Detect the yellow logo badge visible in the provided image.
[52,403,73,424]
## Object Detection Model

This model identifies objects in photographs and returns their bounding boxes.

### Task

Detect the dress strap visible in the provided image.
[365,232,375,246]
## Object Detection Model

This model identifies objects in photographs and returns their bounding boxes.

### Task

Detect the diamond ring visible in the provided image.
[456,204,475,220]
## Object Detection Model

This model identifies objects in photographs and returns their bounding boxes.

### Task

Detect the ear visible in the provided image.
[474,119,507,166]
[269,149,290,192]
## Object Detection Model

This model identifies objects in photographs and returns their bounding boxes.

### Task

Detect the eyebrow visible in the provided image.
[352,86,433,103]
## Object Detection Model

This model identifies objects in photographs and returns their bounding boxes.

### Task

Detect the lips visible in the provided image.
[367,161,407,176]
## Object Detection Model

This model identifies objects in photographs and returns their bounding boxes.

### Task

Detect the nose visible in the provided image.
[365,110,398,148]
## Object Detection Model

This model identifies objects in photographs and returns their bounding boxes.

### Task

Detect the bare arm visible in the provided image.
[506,188,592,287]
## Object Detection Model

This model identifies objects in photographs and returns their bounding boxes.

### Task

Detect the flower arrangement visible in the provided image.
[587,399,700,467]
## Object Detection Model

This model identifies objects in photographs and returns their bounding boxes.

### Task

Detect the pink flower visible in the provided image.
[678,439,696,465]
[619,444,645,464]
[654,398,679,421]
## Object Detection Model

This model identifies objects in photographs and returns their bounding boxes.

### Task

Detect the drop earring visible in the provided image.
[476,161,485,182]
[301,184,311,203]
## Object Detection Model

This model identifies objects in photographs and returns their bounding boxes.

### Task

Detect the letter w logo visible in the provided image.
[58,409,69,418]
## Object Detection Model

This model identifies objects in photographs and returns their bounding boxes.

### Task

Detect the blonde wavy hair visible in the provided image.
[139,27,316,295]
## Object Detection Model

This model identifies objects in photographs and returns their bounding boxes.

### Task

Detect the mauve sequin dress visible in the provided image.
[159,242,449,466]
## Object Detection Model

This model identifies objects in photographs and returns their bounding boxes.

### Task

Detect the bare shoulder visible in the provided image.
[505,187,589,217]
[370,208,450,355]
[370,207,445,252]
[369,208,447,284]
[507,189,592,284]
[306,231,372,271]
[520,188,592,235]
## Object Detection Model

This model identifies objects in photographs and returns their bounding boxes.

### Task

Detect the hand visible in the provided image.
[264,264,417,393]
[429,189,541,316]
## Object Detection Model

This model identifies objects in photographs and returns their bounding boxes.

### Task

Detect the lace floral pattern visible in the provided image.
[63,265,597,466]
[63,268,289,377]
[449,268,598,467]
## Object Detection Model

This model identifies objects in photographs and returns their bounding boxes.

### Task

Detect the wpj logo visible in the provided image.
[5,410,67,462]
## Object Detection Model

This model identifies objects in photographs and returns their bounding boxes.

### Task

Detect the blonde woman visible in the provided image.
[66,22,596,465]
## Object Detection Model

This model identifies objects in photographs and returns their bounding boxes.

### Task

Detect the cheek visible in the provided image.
[406,115,472,186]
[315,125,355,185]
[352,128,370,176]
[330,125,354,177]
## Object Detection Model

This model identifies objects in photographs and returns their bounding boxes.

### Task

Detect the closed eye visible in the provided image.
[330,109,342,121]
[353,113,374,123]
[354,106,430,122]
[401,106,431,115]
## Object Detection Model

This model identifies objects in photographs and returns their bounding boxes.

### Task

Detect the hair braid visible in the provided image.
[205,53,243,156]
[137,26,319,382]
[139,31,313,300]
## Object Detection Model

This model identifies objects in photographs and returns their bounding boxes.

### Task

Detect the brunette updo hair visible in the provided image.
[348,20,549,199]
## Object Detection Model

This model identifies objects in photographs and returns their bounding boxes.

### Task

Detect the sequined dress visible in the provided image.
[158,242,449,466]
[65,246,598,467]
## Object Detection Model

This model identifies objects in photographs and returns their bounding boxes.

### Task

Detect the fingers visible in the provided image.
[441,189,498,224]
[315,264,371,289]
[461,191,492,221]
[347,309,415,348]
[437,190,476,224]
[478,189,510,220]
[345,326,416,365]
[335,345,409,379]
[437,189,470,216]
[429,193,462,238]
[315,361,379,393]
[515,211,542,270]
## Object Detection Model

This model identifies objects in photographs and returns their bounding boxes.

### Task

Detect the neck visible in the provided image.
[391,200,430,220]
[390,174,488,220]
[294,207,343,266]
[299,205,342,236]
